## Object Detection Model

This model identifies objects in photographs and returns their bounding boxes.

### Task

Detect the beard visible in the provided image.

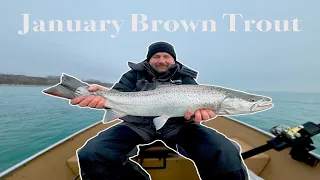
[153,63,171,73]
[144,60,179,80]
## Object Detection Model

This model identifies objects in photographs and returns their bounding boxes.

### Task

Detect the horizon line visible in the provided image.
[1,73,319,93]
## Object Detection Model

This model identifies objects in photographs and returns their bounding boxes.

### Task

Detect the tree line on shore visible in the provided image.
[0,74,114,87]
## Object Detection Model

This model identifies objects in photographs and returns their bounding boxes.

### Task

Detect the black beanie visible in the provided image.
[146,41,176,61]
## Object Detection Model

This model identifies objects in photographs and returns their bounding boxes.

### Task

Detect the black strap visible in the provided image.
[241,143,273,159]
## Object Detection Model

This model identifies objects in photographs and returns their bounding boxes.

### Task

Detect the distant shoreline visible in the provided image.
[0,84,46,86]
[0,84,57,87]
[1,74,319,93]
[0,74,114,87]
[0,84,115,88]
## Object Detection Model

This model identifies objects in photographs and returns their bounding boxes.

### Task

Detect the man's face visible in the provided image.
[149,52,175,73]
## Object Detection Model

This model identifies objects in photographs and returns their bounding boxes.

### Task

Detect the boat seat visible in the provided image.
[134,138,269,175]
[137,141,175,158]
[67,155,79,175]
[66,137,269,176]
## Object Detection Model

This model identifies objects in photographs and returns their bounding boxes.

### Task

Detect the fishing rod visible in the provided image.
[241,121,320,167]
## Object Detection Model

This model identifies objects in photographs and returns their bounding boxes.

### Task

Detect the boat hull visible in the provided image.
[1,116,319,180]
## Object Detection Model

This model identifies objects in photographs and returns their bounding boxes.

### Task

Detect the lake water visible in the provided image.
[0,85,320,173]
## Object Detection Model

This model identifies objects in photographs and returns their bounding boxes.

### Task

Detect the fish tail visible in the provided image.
[60,73,90,91]
[42,73,90,99]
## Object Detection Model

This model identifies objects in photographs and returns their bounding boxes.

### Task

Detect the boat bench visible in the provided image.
[67,137,269,177]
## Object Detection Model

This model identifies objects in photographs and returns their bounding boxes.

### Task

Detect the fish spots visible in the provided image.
[103,84,272,117]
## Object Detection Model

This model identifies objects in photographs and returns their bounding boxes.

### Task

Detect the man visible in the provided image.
[71,41,248,180]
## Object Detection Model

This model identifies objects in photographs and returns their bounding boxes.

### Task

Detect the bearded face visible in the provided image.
[149,52,175,73]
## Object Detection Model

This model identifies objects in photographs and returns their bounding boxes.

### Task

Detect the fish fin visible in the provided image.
[153,116,170,130]
[60,73,90,91]
[102,109,127,123]
[42,73,89,99]
[42,83,74,99]
[224,109,232,115]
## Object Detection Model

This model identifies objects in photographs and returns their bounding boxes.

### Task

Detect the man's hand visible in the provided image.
[184,108,217,122]
[70,84,108,109]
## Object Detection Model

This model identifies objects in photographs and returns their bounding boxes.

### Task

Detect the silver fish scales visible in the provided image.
[42,73,274,130]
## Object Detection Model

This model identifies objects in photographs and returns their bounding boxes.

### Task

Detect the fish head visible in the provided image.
[218,91,273,115]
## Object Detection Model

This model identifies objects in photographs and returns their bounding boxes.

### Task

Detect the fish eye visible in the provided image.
[251,99,255,102]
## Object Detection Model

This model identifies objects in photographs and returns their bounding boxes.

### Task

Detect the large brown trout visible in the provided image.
[42,73,274,130]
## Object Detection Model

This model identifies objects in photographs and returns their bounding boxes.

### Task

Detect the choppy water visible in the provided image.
[0,85,320,173]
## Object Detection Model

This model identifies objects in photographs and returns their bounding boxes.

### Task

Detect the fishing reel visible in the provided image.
[270,124,307,141]
[241,121,320,167]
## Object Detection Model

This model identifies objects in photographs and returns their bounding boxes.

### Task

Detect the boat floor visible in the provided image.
[1,117,320,180]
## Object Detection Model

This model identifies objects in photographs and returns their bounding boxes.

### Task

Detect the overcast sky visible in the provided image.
[1,0,319,92]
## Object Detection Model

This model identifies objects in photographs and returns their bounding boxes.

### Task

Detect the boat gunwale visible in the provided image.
[0,117,319,178]
[0,120,113,178]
